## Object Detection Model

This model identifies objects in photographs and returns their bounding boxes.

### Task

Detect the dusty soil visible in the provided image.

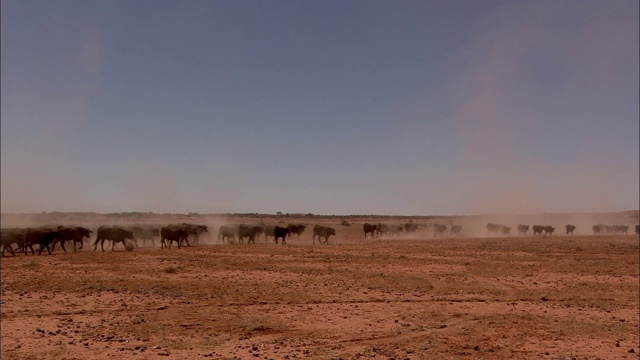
[1,220,638,360]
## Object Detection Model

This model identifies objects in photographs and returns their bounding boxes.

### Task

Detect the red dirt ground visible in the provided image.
[1,218,638,360]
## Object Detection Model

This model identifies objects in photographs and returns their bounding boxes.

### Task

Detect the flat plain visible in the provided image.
[1,216,638,360]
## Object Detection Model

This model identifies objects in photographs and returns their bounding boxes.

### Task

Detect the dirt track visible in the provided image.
[1,230,638,360]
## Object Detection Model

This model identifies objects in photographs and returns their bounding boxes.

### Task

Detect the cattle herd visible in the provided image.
[0,223,338,257]
[1,220,638,257]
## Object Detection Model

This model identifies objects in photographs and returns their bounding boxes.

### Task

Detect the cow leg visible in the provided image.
[59,239,67,253]
[2,244,14,256]
[38,243,50,255]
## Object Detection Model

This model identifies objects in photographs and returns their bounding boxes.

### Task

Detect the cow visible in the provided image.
[160,225,189,249]
[450,225,462,236]
[287,224,307,240]
[592,224,605,235]
[404,223,419,233]
[501,226,512,236]
[312,225,335,245]
[517,225,529,236]
[486,223,501,235]
[274,226,290,245]
[532,225,544,236]
[605,225,615,234]
[181,223,209,245]
[363,223,378,239]
[432,224,447,237]
[127,225,160,247]
[387,225,404,237]
[238,224,263,244]
[25,227,60,255]
[543,226,555,236]
[263,226,275,243]
[218,225,238,244]
[1,228,26,257]
[376,224,389,237]
[54,226,92,252]
[565,224,576,235]
[93,226,135,252]
[613,225,628,234]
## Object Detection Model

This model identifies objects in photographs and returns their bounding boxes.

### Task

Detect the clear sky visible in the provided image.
[2,0,638,215]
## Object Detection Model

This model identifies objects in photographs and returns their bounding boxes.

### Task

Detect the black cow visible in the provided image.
[312,225,335,245]
[287,224,307,240]
[218,226,238,244]
[363,223,378,239]
[238,224,263,244]
[180,223,209,245]
[543,226,555,236]
[450,225,462,236]
[25,227,60,255]
[1,228,26,257]
[613,225,628,234]
[517,225,529,236]
[592,224,605,235]
[404,223,419,233]
[532,225,544,236]
[432,224,447,237]
[94,226,135,252]
[565,224,576,235]
[274,226,290,245]
[486,223,501,234]
[160,225,189,249]
[54,226,92,252]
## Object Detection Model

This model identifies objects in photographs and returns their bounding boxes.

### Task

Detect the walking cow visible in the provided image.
[517,225,529,236]
[93,226,135,252]
[313,225,335,245]
[565,224,576,235]
[274,226,290,245]
[363,223,377,239]
[54,226,92,252]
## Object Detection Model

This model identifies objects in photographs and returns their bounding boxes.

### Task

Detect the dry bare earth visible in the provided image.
[1,225,638,359]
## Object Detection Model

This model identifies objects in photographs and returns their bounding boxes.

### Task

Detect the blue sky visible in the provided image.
[2,0,638,215]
